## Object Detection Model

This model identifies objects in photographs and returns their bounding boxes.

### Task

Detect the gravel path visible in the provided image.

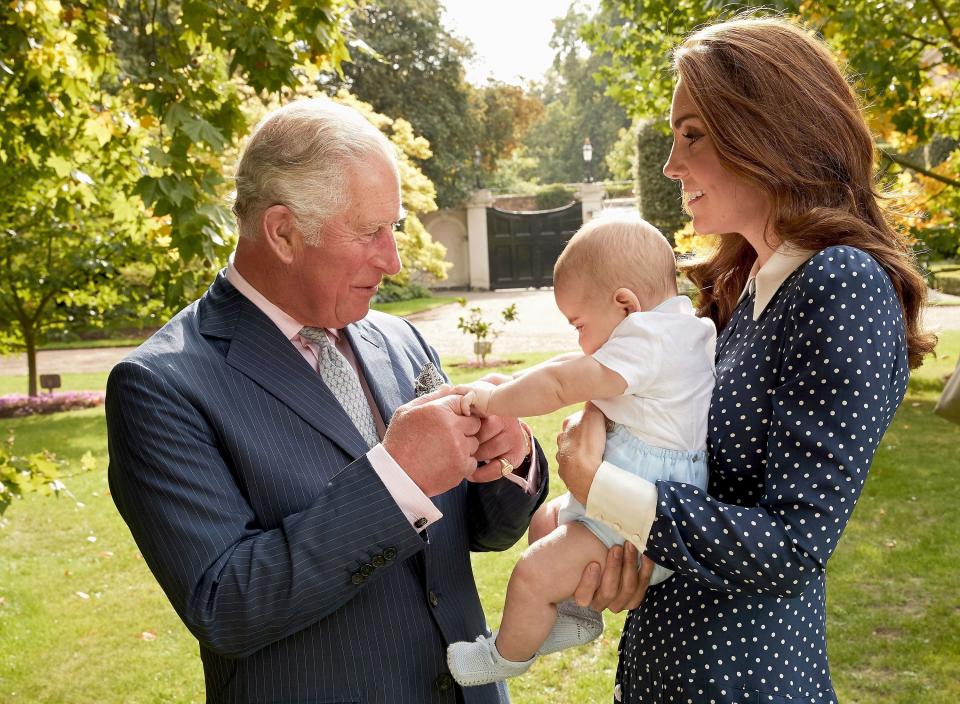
[1,288,958,377]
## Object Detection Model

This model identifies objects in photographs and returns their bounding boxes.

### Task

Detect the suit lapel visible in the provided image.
[345,320,406,423]
[200,278,370,460]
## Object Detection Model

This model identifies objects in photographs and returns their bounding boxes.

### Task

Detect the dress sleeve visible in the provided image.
[591,248,910,597]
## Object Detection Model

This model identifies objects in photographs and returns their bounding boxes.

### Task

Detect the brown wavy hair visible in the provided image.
[674,16,935,368]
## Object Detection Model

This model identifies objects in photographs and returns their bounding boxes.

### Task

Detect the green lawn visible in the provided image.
[371,295,458,317]
[0,337,958,702]
[0,372,110,397]
[38,337,146,351]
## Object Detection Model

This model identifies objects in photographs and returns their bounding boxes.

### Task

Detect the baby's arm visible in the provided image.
[459,356,626,418]
[511,351,582,378]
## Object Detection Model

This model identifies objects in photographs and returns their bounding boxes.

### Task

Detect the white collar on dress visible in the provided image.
[737,243,816,320]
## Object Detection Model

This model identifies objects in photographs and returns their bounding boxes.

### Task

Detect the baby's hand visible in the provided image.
[452,381,496,416]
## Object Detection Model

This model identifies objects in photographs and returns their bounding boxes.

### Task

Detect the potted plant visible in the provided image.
[456,299,519,366]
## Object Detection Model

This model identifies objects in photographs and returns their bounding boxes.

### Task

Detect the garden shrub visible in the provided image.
[0,392,105,418]
[534,185,577,210]
[374,281,432,303]
[933,269,960,296]
[635,119,686,243]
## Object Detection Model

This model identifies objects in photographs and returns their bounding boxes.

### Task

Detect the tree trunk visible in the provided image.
[24,327,38,398]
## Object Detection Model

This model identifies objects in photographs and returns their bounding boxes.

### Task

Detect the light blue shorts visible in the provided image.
[556,425,709,584]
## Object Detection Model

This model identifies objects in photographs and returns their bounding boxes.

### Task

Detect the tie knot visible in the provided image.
[299,326,334,350]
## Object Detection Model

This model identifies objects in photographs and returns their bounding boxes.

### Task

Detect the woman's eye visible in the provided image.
[682,131,702,144]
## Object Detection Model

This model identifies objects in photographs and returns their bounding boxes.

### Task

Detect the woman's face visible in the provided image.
[663,80,772,245]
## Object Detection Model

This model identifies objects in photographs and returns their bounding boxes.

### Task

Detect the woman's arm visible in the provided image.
[561,250,911,598]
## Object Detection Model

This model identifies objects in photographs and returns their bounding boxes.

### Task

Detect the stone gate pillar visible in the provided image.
[466,188,494,290]
[577,182,605,223]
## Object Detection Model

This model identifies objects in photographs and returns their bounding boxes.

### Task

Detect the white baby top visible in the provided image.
[591,296,716,452]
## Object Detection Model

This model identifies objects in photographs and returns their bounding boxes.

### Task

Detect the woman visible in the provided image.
[557,16,936,703]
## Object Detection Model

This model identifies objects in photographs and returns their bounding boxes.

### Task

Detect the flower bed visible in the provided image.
[0,392,105,418]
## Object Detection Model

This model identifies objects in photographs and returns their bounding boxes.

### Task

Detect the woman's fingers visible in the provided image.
[588,545,624,611]
[573,544,653,611]
[625,555,655,611]
[572,561,602,608]
[607,542,642,612]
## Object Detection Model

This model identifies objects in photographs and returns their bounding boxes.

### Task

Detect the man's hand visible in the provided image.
[468,413,531,483]
[383,386,482,496]
[572,542,653,612]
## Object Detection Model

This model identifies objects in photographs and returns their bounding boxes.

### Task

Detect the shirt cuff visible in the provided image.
[585,461,658,550]
[501,422,539,495]
[367,443,443,532]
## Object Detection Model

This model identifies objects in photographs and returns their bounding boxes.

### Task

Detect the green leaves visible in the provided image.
[590,0,960,254]
[0,432,63,517]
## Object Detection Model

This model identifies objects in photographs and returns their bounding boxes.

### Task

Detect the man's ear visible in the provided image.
[260,205,301,265]
[613,287,642,315]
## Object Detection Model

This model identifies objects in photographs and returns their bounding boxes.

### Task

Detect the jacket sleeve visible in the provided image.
[401,318,549,553]
[106,360,428,659]
[592,249,910,597]
[467,440,549,552]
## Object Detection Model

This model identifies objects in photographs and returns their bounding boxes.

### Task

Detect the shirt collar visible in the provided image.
[650,295,694,315]
[226,254,340,342]
[738,243,815,320]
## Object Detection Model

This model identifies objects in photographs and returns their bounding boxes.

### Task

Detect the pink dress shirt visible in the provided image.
[225,262,537,533]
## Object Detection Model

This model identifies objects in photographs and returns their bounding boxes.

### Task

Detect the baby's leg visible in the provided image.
[527,496,562,545]
[496,521,608,662]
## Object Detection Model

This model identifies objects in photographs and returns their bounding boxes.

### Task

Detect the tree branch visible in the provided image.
[929,0,960,51]
[897,29,941,50]
[881,147,960,188]
[1,246,28,325]
[27,287,59,328]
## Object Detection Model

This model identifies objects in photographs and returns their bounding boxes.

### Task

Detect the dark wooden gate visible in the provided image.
[487,202,582,290]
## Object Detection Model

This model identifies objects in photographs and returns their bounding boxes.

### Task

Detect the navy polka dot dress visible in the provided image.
[614,246,910,703]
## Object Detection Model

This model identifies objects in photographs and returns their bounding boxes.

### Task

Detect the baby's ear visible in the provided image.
[613,287,642,314]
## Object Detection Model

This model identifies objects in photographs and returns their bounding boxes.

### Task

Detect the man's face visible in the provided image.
[290,155,403,329]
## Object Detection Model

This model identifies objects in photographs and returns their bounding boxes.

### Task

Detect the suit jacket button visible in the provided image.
[383,547,397,560]
[360,563,374,577]
[435,673,454,691]
[428,590,439,607]
[372,554,386,567]
[350,572,365,585]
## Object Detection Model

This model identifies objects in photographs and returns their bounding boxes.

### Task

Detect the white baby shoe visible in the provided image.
[446,632,536,687]
[537,599,604,656]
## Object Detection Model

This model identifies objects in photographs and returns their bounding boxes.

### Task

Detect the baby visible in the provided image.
[446,218,716,686]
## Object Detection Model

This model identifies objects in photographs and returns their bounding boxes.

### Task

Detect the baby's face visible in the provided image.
[555,282,627,355]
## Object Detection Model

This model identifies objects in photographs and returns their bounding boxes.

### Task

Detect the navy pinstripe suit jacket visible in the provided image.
[106,273,547,703]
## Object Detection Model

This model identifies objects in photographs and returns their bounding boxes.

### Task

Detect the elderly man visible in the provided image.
[107,99,642,704]
[106,98,547,704]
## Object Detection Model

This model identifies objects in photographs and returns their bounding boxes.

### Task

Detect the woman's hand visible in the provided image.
[559,402,653,610]
[556,402,607,504]
[572,543,654,612]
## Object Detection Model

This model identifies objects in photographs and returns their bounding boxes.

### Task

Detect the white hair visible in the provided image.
[231,98,397,243]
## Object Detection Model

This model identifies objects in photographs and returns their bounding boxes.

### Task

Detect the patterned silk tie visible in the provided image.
[299,326,379,448]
